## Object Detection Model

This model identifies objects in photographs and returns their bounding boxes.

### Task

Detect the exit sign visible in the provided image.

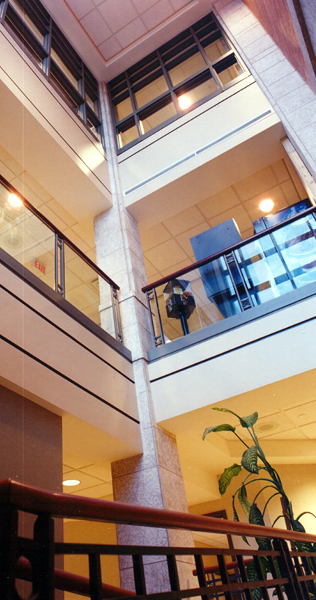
[33,259,46,275]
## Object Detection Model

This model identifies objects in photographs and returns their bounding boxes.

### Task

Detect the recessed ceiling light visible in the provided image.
[259,199,274,213]
[63,479,81,486]
[178,95,192,110]
[8,193,23,208]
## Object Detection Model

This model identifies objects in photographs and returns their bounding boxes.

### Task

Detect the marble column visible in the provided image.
[94,83,196,594]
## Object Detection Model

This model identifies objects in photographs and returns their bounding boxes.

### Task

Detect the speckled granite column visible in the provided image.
[95,83,195,594]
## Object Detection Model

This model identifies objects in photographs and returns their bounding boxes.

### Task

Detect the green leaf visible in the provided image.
[238,485,251,516]
[213,407,240,417]
[293,520,306,533]
[218,464,242,495]
[297,511,316,521]
[249,504,272,551]
[246,561,262,600]
[241,446,259,473]
[240,412,258,428]
[202,424,236,440]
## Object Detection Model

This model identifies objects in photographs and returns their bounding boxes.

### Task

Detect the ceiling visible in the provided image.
[41,0,215,80]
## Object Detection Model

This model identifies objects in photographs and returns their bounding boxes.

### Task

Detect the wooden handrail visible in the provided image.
[2,479,316,545]
[16,557,135,598]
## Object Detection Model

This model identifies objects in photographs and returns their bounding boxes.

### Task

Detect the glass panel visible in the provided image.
[134,75,169,109]
[168,51,206,86]
[9,0,46,44]
[51,48,80,90]
[153,258,240,342]
[117,123,138,148]
[216,60,243,85]
[140,101,177,133]
[236,236,295,306]
[86,93,99,116]
[64,244,104,327]
[204,37,230,63]
[114,96,133,121]
[177,77,217,109]
[0,184,55,289]
[272,215,316,288]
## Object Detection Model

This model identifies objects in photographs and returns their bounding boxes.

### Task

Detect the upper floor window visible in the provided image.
[108,13,246,153]
[0,0,103,144]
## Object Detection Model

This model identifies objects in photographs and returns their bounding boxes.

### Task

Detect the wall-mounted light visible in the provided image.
[8,193,23,208]
[259,199,274,213]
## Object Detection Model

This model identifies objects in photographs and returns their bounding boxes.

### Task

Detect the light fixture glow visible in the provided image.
[259,199,274,213]
[63,479,81,486]
[8,194,23,208]
[178,95,192,110]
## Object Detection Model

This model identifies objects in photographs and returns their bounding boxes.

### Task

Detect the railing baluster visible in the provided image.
[252,555,269,600]
[89,552,103,600]
[167,554,181,596]
[33,514,55,600]
[236,554,252,600]
[132,553,146,595]
[112,287,123,342]
[266,555,283,600]
[217,554,234,600]
[194,554,209,600]
[273,538,304,600]
[0,505,19,599]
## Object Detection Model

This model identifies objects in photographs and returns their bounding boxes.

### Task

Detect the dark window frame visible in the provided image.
[0,0,103,146]
[108,12,248,154]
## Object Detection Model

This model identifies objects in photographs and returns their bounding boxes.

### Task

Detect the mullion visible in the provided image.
[0,0,9,21]
[50,59,84,106]
[13,0,49,32]
[124,71,141,138]
[5,5,47,62]
[156,48,181,116]
[190,25,223,89]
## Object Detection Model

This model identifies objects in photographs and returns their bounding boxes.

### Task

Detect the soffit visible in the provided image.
[41,0,214,80]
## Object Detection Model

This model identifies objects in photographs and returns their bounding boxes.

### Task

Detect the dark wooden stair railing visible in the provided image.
[1,478,316,600]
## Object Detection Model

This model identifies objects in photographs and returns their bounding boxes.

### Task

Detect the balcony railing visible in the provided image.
[142,205,316,346]
[2,478,316,600]
[0,175,123,342]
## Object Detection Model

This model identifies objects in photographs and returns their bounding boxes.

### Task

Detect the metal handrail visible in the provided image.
[142,204,316,293]
[0,175,119,290]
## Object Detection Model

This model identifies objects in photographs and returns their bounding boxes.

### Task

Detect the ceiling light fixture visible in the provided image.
[178,95,192,110]
[8,193,23,208]
[62,479,81,486]
[259,199,274,213]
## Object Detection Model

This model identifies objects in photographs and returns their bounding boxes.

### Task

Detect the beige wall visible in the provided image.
[0,25,111,221]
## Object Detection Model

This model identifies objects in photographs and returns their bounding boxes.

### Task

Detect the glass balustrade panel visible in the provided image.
[154,257,240,342]
[0,184,55,289]
[64,243,116,334]
[271,214,316,288]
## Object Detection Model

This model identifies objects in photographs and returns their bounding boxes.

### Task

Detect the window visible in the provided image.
[0,0,103,144]
[108,12,246,152]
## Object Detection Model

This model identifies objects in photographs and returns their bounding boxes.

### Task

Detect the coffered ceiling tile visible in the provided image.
[197,187,240,220]
[65,0,95,20]
[284,401,316,426]
[233,166,278,201]
[98,36,122,60]
[93,0,104,5]
[271,159,290,184]
[139,223,171,252]
[142,0,174,29]
[261,428,307,440]
[98,0,138,33]
[160,257,191,277]
[143,256,159,277]
[176,222,210,256]
[280,179,300,204]
[170,0,192,9]
[116,18,148,48]
[146,239,189,271]
[208,204,252,235]
[299,423,316,439]
[80,9,112,45]
[163,205,205,237]
[131,0,157,12]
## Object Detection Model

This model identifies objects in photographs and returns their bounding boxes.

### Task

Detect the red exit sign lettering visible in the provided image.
[33,259,46,274]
